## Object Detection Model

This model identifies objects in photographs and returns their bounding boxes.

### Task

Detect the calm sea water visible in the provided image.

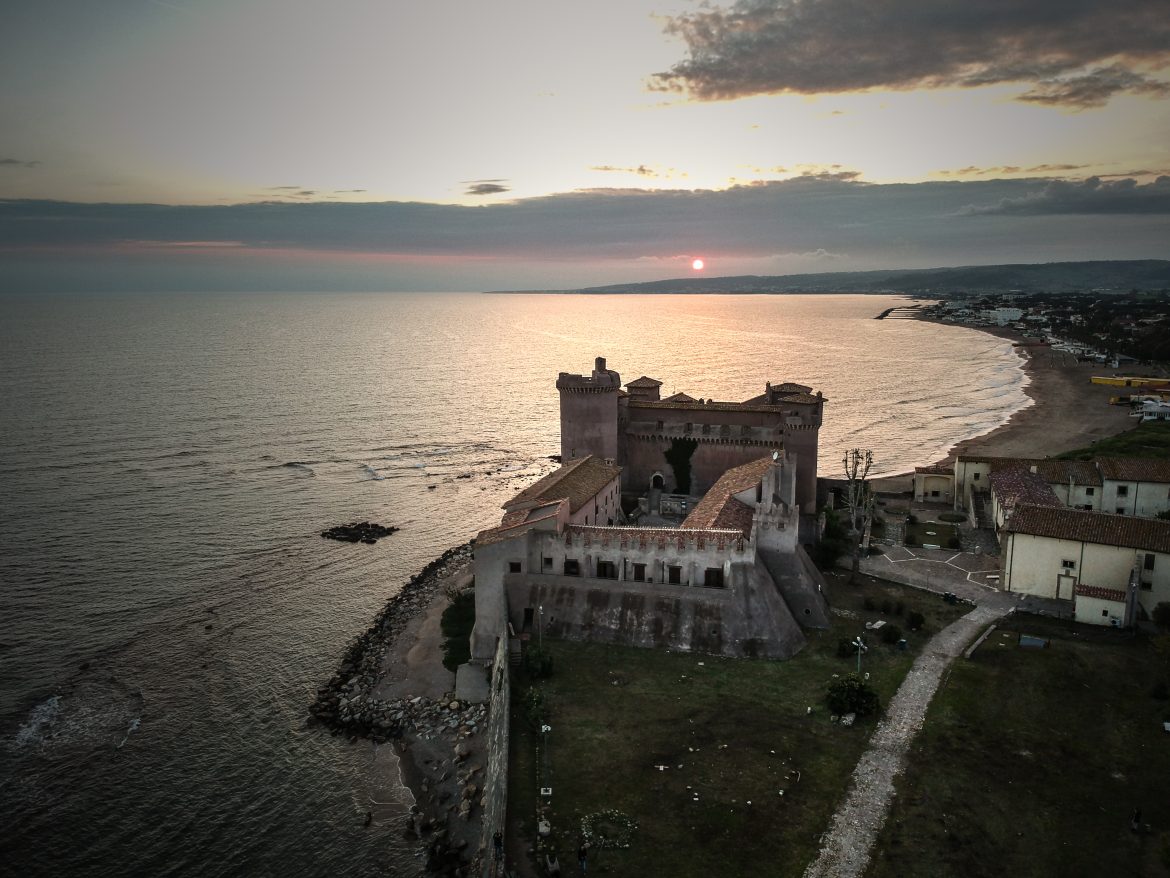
[0,292,1027,875]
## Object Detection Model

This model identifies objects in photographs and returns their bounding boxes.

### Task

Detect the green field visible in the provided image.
[1057,420,1170,460]
[507,575,965,877]
[867,615,1170,878]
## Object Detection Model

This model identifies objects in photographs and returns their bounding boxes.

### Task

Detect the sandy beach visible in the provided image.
[871,322,1141,492]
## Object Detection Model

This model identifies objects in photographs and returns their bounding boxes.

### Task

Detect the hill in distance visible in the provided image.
[489,260,1170,295]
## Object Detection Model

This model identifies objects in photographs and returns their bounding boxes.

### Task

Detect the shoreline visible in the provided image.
[870,320,1137,492]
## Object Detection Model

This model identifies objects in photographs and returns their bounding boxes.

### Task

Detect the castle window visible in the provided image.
[667,565,682,585]
[684,422,693,434]
[508,561,522,573]
[597,560,618,579]
[1061,559,1076,570]
[632,563,646,582]
[1117,485,1129,497]
[564,559,580,576]
[701,423,710,435]
[656,420,664,431]
[704,568,725,588]
[542,556,553,571]
[973,473,980,481]
[1086,487,1095,496]
[1145,553,1156,571]
[741,425,750,436]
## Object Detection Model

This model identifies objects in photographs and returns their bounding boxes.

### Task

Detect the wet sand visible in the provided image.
[871,323,1138,492]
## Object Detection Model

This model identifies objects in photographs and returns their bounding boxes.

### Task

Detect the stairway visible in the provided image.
[971,490,993,530]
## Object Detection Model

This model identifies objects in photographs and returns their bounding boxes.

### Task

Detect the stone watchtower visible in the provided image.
[556,356,620,463]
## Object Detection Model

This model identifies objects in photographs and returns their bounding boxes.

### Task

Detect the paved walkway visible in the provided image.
[802,600,1011,878]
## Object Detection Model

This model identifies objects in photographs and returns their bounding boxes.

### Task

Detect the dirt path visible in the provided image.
[802,601,1010,878]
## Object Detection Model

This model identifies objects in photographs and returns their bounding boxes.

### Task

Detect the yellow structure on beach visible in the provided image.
[1091,376,1168,388]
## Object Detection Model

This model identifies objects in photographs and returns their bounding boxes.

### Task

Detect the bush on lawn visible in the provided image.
[827,673,881,716]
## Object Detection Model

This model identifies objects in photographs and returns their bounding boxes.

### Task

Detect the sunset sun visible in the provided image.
[692,258,705,271]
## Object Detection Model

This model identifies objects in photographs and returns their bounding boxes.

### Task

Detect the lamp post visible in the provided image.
[538,604,544,651]
[852,635,868,674]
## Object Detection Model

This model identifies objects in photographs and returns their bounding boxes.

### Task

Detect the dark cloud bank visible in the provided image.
[653,0,1170,107]
[2,175,1168,291]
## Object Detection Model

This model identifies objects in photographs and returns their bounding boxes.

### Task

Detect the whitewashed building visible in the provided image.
[1002,504,1170,623]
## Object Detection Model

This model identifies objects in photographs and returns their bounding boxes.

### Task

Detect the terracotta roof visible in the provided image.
[504,455,620,514]
[957,454,1045,470]
[662,392,697,403]
[680,456,773,535]
[630,399,813,414]
[915,463,953,475]
[1075,585,1126,602]
[1033,459,1103,487]
[626,376,663,388]
[989,467,1061,511]
[1096,457,1170,484]
[476,506,564,546]
[771,382,812,393]
[1008,504,1170,553]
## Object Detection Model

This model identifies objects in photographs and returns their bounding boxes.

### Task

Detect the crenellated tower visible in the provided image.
[556,356,621,463]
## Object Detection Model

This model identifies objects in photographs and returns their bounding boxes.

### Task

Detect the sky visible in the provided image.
[1,0,1169,292]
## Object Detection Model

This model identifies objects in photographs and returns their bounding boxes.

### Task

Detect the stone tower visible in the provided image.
[556,356,620,463]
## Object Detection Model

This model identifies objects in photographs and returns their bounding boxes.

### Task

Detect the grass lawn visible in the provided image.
[507,576,966,877]
[1056,420,1170,460]
[867,615,1170,878]
[905,520,960,549]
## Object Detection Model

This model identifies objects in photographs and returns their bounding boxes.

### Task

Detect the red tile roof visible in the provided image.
[1033,459,1103,487]
[989,467,1061,511]
[680,456,772,535]
[662,392,697,403]
[1008,504,1170,553]
[626,376,663,388]
[1075,585,1126,602]
[915,463,953,475]
[1096,457,1170,484]
[505,455,620,514]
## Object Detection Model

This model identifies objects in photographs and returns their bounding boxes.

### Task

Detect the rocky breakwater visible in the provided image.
[309,542,483,874]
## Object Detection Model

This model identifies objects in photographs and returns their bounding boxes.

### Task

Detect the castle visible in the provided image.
[468,358,830,665]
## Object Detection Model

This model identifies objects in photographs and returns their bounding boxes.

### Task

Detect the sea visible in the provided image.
[0,292,1029,876]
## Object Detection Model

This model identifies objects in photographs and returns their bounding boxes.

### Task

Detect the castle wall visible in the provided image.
[505,565,806,659]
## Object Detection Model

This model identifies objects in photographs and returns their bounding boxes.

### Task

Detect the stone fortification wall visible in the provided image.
[542,524,747,584]
[477,635,511,878]
[624,434,782,497]
[781,423,820,513]
[504,567,805,659]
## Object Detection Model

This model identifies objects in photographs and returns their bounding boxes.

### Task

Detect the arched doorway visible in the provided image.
[650,472,665,490]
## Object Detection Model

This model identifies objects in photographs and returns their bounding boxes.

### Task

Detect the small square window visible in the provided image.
[1116,507,1126,515]
[973,473,981,481]
[1086,487,1095,496]
[508,561,522,574]
[1145,553,1156,571]
[1102,609,1109,617]
[1117,485,1129,497]
[564,559,580,576]
[1061,559,1076,570]
[542,556,552,570]
[633,563,646,582]
[668,565,682,584]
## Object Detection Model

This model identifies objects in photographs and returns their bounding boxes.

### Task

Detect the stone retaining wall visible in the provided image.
[478,635,511,877]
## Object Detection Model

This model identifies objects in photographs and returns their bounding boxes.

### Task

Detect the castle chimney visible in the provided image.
[595,356,607,372]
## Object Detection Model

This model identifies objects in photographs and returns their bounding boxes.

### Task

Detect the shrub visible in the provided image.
[523,645,554,678]
[837,637,859,658]
[522,687,547,729]
[811,536,848,569]
[1153,602,1170,629]
[907,611,926,631]
[864,597,876,611]
[880,599,893,614]
[881,624,904,645]
[439,589,476,671]
[827,673,880,716]
[895,601,906,616]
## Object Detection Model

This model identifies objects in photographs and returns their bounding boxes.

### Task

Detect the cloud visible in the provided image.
[939,164,1089,177]
[2,174,1167,284]
[592,164,658,177]
[652,0,1170,107]
[961,175,1170,215]
[0,158,41,168]
[464,180,510,196]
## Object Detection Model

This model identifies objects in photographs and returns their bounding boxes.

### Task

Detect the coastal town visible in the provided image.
[312,308,1170,878]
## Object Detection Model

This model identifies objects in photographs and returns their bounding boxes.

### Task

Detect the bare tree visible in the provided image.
[843,449,876,581]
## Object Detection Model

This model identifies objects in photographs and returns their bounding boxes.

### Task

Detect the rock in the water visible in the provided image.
[320,521,399,543]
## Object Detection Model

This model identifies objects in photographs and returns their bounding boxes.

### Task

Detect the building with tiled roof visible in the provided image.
[988,466,1061,528]
[557,356,824,512]
[1002,504,1170,621]
[468,404,819,667]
